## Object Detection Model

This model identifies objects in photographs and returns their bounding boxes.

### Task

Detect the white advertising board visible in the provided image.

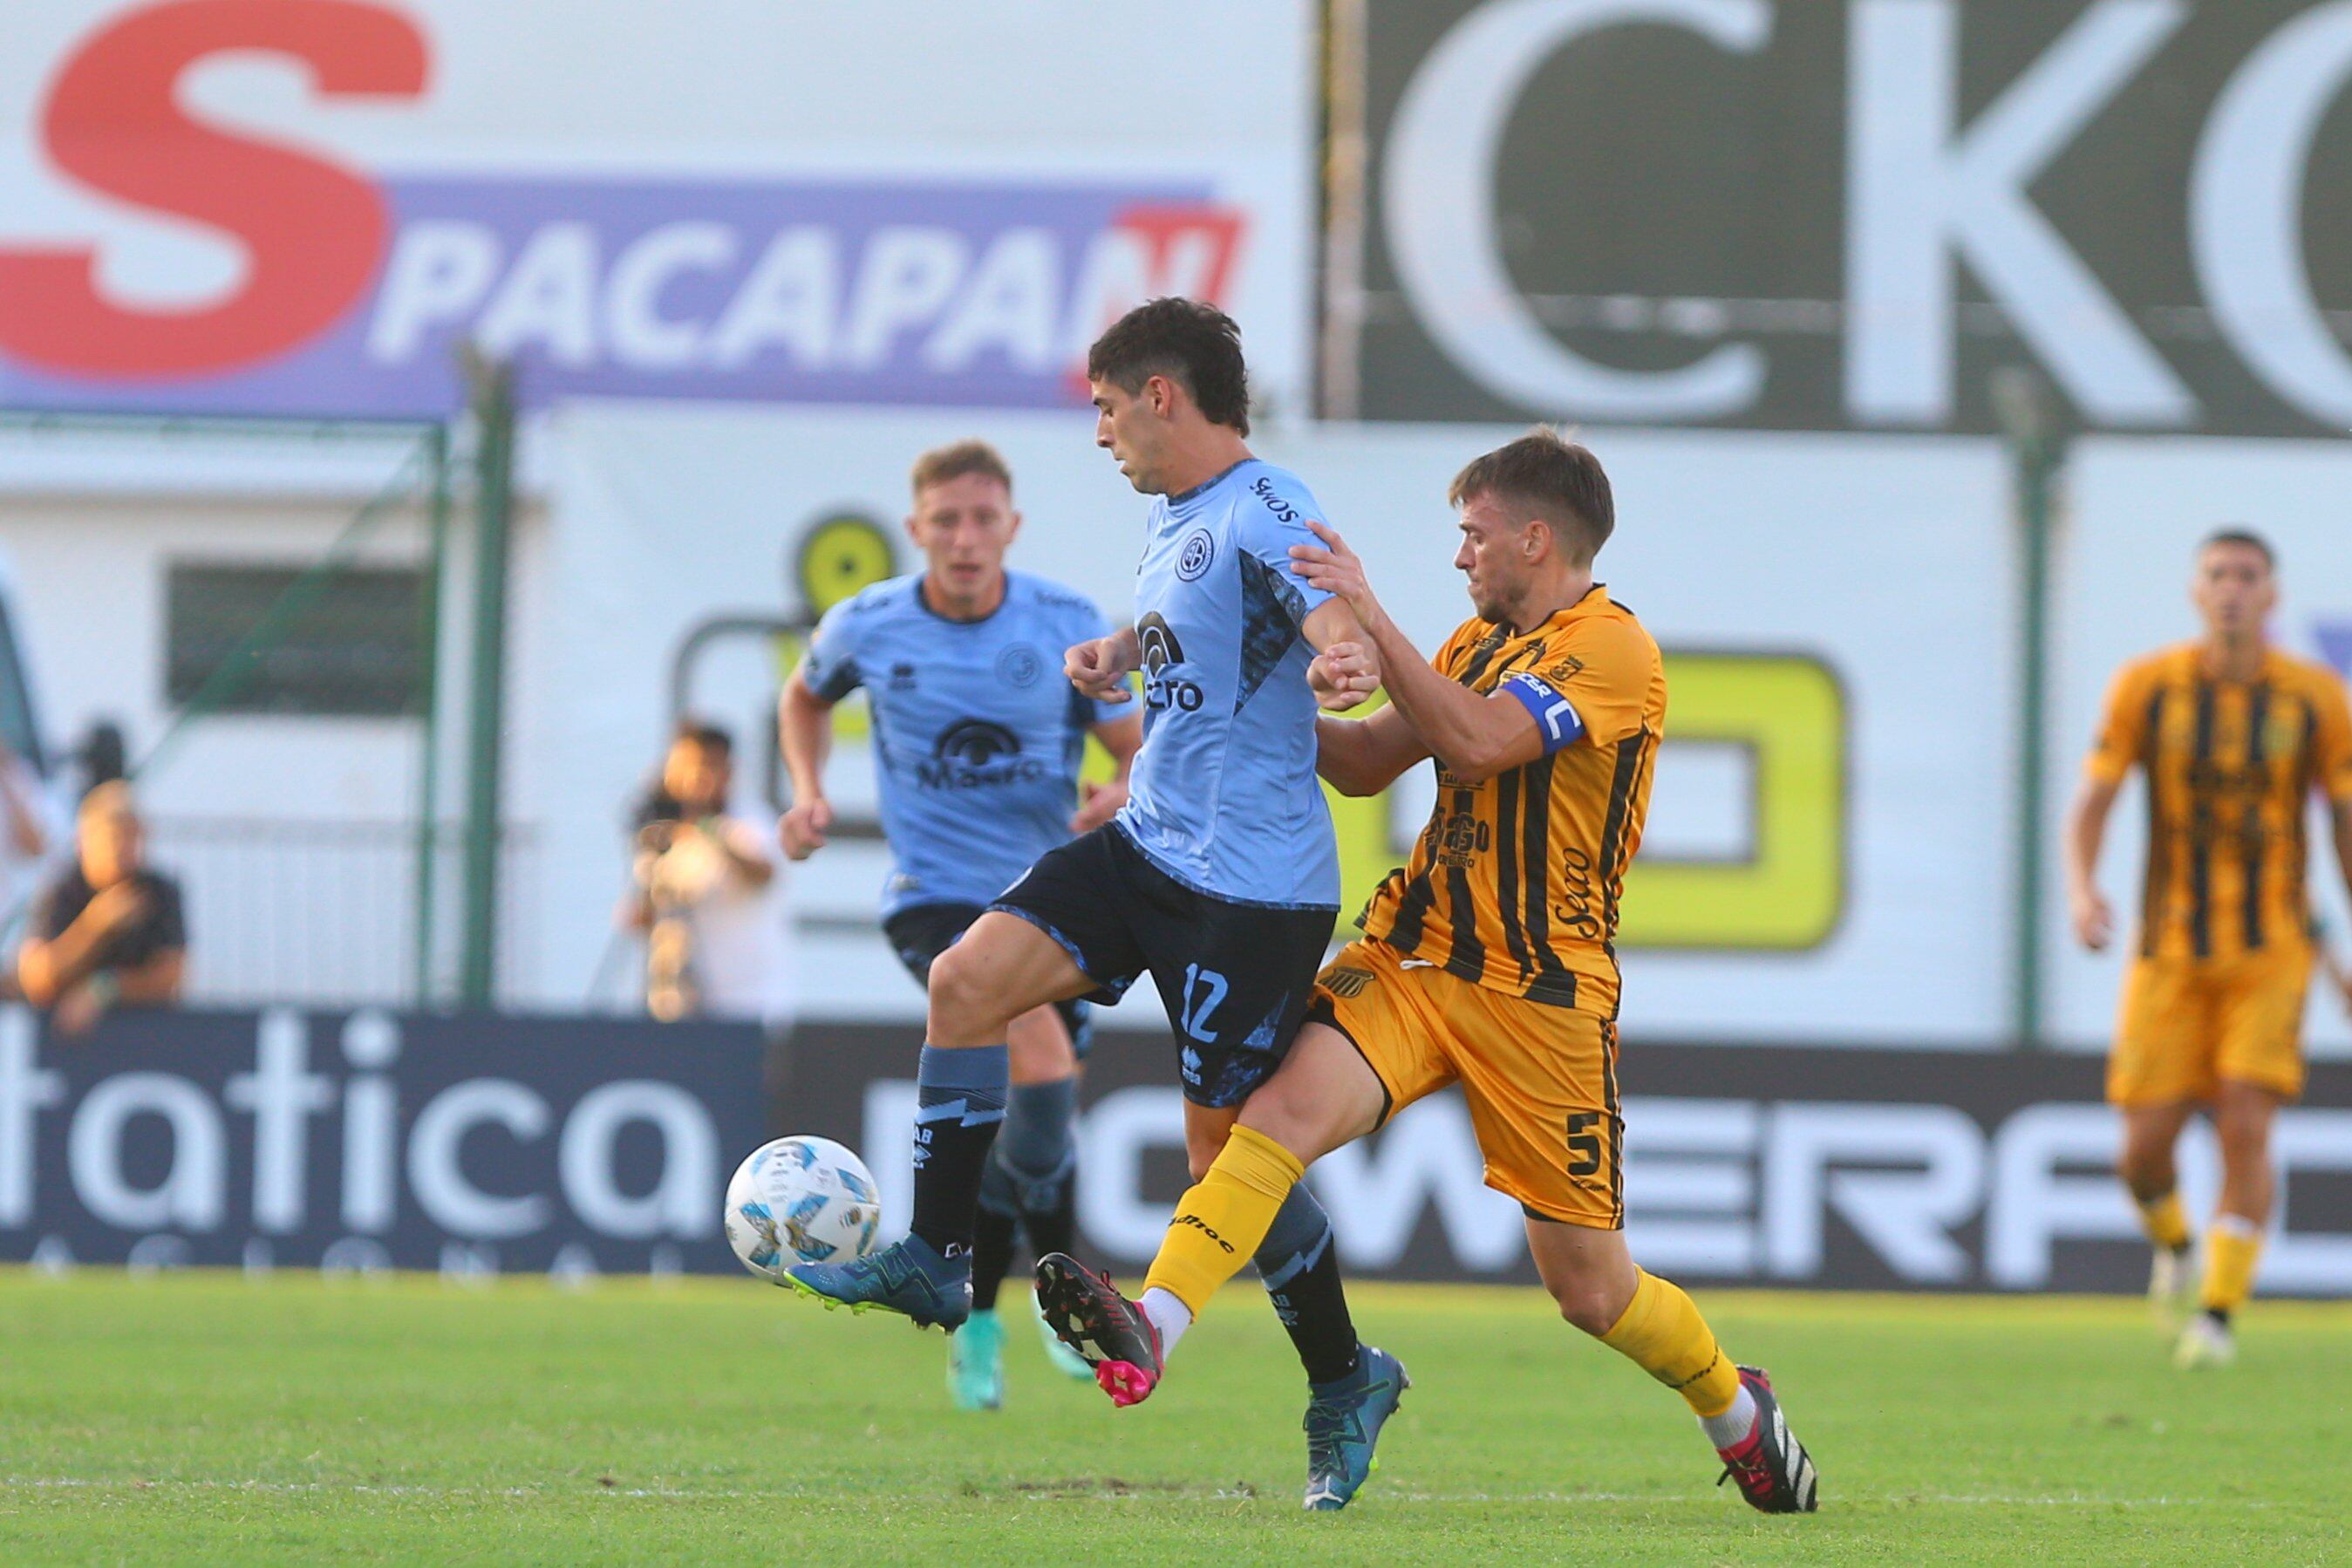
[531,406,2018,1043]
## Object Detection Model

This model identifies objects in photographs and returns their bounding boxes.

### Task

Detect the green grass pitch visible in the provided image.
[0,1270,2344,1564]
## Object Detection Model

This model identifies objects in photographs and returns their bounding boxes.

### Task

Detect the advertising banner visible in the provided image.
[1346,1,2352,436]
[12,1007,2344,1294]
[0,1006,767,1277]
[0,1,1312,417]
[800,1026,2352,1297]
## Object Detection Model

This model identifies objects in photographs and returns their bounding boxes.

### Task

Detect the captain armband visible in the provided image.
[1500,672,1585,754]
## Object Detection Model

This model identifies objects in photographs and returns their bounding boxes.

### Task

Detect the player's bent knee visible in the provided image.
[1551,1278,1625,1337]
[926,944,1019,1041]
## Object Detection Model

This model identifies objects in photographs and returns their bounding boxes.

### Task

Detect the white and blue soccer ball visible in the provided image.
[723,1135,882,1280]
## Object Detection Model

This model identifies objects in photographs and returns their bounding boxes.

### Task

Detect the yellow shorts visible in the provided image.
[1310,938,1621,1229]
[2109,942,2312,1106]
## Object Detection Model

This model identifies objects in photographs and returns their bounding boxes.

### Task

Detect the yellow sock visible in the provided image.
[2199,1215,2263,1315]
[1142,1124,1304,1316]
[1599,1268,1742,1418]
[2136,1192,2190,1252]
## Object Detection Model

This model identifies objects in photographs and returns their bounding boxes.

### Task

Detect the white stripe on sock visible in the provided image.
[1138,1286,1193,1360]
[1699,1384,1758,1449]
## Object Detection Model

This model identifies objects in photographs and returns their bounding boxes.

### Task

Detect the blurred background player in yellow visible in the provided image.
[2065,530,2352,1369]
[1036,430,1819,1515]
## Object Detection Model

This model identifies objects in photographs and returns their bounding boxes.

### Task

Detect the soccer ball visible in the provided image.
[723,1135,882,1280]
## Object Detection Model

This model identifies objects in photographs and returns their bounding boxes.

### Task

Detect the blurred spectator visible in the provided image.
[18,781,187,1037]
[622,722,792,1026]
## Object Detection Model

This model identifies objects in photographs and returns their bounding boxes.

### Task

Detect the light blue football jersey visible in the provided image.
[1115,459,1340,909]
[801,571,1121,919]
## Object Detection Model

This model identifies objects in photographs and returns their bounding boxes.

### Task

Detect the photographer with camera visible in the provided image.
[623,721,791,1026]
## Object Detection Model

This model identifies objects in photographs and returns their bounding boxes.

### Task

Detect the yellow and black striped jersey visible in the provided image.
[1360,586,1667,1008]
[2087,642,2352,963]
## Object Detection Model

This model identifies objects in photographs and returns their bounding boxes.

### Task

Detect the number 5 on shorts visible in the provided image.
[1566,1112,1603,1178]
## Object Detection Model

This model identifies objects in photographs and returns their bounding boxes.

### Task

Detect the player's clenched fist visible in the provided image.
[779,796,833,860]
[1309,640,1381,712]
[1066,630,1139,703]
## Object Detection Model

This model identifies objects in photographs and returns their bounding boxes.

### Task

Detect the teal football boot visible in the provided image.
[1301,1346,1410,1510]
[948,1309,1006,1410]
[782,1235,971,1331]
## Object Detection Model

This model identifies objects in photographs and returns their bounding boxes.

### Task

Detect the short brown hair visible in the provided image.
[1086,297,1251,435]
[910,439,1013,501]
[2199,528,2275,570]
[1448,428,1614,563]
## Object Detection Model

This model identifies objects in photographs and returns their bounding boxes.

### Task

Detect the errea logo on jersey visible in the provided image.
[0,2,1252,417]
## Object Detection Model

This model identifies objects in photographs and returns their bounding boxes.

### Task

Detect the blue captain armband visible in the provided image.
[1500,672,1585,753]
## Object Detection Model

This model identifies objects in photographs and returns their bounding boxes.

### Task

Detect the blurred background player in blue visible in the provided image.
[779,439,1142,1409]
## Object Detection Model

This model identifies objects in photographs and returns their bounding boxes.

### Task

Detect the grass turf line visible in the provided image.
[0,1270,2344,1565]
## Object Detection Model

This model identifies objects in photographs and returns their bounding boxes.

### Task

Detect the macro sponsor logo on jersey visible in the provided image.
[0,1,1251,417]
[1135,613,1204,713]
[917,719,1047,790]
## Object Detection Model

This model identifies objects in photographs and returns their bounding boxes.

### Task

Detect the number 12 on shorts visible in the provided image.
[1180,963,1228,1042]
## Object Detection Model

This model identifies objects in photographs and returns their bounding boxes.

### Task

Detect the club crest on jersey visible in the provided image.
[1176,529,1215,582]
[995,644,1043,687]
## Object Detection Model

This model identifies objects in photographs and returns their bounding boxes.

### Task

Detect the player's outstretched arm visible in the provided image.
[2063,775,2120,951]
[1314,706,1429,797]
[777,667,836,860]
[1292,521,1543,784]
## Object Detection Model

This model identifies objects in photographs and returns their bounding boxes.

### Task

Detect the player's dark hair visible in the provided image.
[672,719,733,758]
[1086,297,1251,436]
[910,439,1013,500]
[1448,428,1615,564]
[2199,528,2275,571]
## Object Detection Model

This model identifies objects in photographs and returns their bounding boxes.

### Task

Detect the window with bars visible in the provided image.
[165,562,426,719]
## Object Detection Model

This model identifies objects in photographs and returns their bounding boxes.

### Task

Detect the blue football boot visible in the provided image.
[1300,1345,1410,1510]
[782,1235,971,1332]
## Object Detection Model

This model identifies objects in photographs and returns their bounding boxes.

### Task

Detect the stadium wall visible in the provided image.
[5,1006,2349,1295]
